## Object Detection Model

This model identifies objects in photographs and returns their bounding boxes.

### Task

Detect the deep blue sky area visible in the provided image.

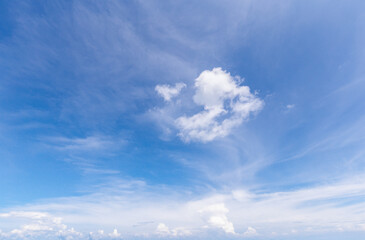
[1,1,365,239]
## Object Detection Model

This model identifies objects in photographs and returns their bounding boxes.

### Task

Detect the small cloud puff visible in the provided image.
[109,228,121,238]
[243,226,258,237]
[155,83,186,102]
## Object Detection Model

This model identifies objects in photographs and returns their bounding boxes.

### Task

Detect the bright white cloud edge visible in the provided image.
[156,68,264,142]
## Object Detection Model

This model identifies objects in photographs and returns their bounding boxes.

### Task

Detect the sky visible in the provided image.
[1,0,365,239]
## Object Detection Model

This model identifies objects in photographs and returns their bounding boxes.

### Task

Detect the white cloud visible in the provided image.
[0,211,74,239]
[0,211,48,219]
[175,68,263,142]
[47,136,116,151]
[243,226,257,237]
[199,203,235,234]
[3,177,365,239]
[156,223,170,235]
[231,190,252,202]
[155,83,186,101]
[171,227,192,237]
[156,223,191,237]
[109,228,121,238]
[286,104,295,109]
[22,224,53,231]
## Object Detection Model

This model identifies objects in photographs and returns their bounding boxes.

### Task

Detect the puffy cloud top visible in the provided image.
[199,203,235,234]
[175,68,263,142]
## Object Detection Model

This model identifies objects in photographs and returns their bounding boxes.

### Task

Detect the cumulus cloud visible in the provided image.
[87,229,124,240]
[173,68,263,142]
[155,83,186,102]
[199,203,235,234]
[156,223,170,235]
[155,223,191,237]
[0,211,80,239]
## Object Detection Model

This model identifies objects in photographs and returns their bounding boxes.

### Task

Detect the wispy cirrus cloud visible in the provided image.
[45,136,120,151]
[41,135,124,176]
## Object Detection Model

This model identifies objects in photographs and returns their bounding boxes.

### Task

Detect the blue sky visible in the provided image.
[1,0,365,239]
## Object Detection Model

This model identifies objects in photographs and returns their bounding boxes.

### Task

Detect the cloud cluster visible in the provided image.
[155,223,191,237]
[0,211,82,240]
[0,211,123,240]
[155,68,263,142]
